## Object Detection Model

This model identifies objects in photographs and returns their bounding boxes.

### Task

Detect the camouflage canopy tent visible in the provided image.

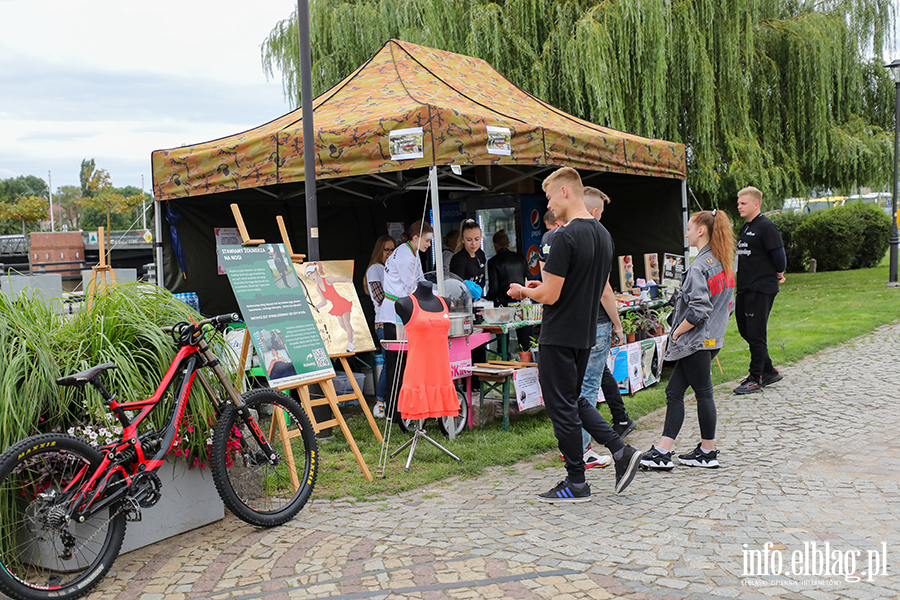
[151,40,687,316]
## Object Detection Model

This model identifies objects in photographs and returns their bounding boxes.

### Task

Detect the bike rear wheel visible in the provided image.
[210,389,318,527]
[0,434,126,600]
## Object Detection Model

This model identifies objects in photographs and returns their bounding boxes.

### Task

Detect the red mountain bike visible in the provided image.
[0,314,318,600]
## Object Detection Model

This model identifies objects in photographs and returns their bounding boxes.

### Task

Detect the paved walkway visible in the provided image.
[88,323,900,600]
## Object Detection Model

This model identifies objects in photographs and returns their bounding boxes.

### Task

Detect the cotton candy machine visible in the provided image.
[425,272,473,337]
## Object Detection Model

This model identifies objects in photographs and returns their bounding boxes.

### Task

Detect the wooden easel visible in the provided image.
[86,226,117,308]
[230,204,378,482]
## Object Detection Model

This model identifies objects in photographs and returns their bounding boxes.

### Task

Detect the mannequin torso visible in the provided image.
[395,281,446,324]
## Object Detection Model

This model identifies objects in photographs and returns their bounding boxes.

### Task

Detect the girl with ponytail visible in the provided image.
[640,209,735,471]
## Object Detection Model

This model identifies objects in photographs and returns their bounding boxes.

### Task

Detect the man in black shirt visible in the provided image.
[508,168,640,502]
[733,186,787,394]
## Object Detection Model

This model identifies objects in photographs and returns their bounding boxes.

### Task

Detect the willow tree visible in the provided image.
[261,0,895,209]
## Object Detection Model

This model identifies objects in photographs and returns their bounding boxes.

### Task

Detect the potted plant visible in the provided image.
[518,336,538,363]
[620,311,640,343]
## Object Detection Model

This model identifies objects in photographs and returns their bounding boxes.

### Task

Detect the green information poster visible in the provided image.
[218,244,334,387]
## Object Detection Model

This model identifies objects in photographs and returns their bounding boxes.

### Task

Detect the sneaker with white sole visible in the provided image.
[584,449,612,469]
[677,443,720,468]
[537,479,592,503]
[614,445,641,494]
[640,446,674,470]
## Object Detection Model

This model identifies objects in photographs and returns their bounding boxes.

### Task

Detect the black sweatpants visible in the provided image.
[539,344,624,484]
[601,366,629,424]
[662,349,719,441]
[735,291,777,381]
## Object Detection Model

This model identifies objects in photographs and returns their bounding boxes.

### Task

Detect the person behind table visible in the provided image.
[449,219,486,292]
[450,218,487,371]
[507,167,640,502]
[442,229,459,275]
[538,208,563,273]
[732,186,787,395]
[379,221,433,424]
[487,229,532,355]
[573,186,637,470]
[364,235,397,418]
[640,209,735,470]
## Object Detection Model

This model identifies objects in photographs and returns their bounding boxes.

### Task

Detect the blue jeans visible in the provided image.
[580,321,612,452]
[376,326,386,404]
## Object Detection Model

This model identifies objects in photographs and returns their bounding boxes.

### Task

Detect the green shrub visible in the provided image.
[843,203,891,268]
[793,208,858,271]
[770,211,808,272]
[0,282,237,467]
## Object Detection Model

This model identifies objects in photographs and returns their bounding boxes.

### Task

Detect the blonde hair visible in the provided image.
[542,167,583,197]
[456,218,481,252]
[583,186,610,213]
[738,186,763,205]
[691,210,735,276]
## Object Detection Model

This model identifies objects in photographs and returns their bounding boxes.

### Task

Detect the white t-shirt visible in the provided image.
[378,241,424,325]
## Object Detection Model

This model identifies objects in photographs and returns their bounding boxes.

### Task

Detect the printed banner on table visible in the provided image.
[295,260,375,355]
[607,334,668,395]
[389,127,424,160]
[513,367,543,411]
[218,243,334,387]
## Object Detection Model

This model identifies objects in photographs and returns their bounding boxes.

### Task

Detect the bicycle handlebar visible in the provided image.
[161,313,240,334]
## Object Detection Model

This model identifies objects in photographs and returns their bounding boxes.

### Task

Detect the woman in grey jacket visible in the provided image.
[641,210,735,470]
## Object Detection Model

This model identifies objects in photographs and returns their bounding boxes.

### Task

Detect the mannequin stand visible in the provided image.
[389,420,462,472]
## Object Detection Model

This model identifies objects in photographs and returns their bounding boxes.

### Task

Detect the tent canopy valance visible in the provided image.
[151,39,686,202]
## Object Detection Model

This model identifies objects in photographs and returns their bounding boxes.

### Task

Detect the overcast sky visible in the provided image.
[0,0,296,194]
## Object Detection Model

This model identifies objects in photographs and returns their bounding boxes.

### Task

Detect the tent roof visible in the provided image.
[151,40,686,202]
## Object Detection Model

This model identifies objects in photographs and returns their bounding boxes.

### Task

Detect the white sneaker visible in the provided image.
[347,342,355,353]
[584,449,612,469]
[373,401,385,418]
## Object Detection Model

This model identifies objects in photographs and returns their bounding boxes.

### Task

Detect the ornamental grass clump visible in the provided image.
[0,282,237,467]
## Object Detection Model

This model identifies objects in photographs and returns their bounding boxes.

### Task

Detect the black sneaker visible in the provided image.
[678,443,720,468]
[761,370,784,386]
[537,479,592,503]
[613,417,637,440]
[614,445,641,494]
[640,446,674,471]
[733,377,762,395]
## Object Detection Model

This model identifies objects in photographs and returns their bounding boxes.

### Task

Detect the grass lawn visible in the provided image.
[313,260,900,501]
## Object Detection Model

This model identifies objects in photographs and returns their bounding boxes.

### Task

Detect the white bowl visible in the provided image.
[483,307,514,323]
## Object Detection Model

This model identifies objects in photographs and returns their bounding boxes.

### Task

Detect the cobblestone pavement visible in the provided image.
[85,323,899,600]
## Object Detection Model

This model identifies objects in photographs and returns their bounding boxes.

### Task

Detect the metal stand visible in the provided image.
[389,420,462,472]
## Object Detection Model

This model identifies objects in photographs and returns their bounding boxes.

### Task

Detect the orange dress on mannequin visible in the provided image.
[398,295,459,420]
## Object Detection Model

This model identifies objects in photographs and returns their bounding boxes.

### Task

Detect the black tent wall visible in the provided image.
[161,169,685,319]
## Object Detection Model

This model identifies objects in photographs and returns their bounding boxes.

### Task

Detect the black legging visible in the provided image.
[662,349,719,441]
[382,323,407,424]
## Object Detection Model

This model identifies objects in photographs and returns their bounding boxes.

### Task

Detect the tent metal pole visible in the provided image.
[681,179,689,265]
[430,166,445,297]
[297,0,319,261]
[154,198,164,287]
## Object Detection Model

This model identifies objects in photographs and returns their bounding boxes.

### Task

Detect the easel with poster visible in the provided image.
[221,204,379,482]
[85,227,117,309]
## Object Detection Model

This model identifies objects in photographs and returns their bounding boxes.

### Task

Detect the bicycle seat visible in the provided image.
[56,363,117,387]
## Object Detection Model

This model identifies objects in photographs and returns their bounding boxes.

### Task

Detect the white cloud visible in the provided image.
[0,0,296,191]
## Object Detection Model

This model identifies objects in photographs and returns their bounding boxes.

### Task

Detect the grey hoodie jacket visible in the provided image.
[664,245,735,362]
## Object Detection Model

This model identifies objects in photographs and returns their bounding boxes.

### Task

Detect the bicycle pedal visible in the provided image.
[125,496,143,522]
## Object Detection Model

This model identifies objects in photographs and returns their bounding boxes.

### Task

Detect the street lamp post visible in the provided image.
[885,59,900,287]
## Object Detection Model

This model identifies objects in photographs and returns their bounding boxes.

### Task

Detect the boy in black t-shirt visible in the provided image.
[733,186,787,394]
[508,168,640,502]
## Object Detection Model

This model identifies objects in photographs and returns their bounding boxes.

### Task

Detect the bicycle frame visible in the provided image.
[66,322,277,523]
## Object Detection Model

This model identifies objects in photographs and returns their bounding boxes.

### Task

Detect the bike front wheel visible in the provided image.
[210,389,318,527]
[0,434,127,600]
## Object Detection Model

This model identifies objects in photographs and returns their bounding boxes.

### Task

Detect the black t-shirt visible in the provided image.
[541,218,613,348]
[449,249,486,289]
[736,214,783,294]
